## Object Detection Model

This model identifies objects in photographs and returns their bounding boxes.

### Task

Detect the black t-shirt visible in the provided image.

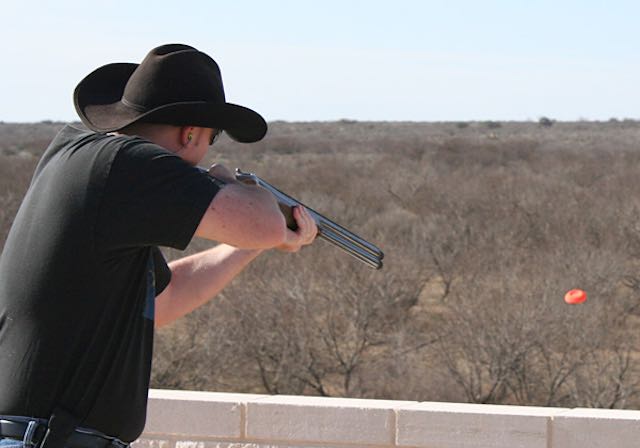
[0,126,220,441]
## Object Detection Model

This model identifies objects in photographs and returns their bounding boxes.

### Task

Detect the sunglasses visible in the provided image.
[210,129,223,146]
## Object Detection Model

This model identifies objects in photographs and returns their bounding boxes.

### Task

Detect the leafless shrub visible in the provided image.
[539,117,554,127]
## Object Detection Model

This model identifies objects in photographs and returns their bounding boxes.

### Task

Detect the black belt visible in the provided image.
[0,419,128,448]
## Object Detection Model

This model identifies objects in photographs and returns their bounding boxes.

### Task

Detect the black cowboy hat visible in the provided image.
[73,43,267,143]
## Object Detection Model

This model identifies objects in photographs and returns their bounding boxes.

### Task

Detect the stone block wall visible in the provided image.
[132,389,640,448]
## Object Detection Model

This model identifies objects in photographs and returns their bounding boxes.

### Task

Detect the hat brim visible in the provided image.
[74,62,267,143]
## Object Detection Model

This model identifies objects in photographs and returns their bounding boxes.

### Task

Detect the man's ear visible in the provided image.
[180,126,195,146]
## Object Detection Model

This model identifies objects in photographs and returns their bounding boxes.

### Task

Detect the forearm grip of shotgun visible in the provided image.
[277,203,298,231]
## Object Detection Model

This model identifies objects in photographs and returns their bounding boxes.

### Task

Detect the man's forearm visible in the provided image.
[154,244,263,328]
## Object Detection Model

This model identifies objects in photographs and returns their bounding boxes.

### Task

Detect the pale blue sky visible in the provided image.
[1,0,638,122]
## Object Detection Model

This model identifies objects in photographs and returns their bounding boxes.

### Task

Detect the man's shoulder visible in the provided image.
[37,125,117,172]
[45,125,168,157]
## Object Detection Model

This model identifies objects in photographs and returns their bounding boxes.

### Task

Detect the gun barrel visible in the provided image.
[310,211,384,260]
[318,226,383,269]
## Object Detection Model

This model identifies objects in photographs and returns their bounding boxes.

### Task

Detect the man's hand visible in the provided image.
[277,206,318,252]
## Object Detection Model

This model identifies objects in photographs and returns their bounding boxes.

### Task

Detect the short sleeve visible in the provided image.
[152,247,172,296]
[95,139,220,251]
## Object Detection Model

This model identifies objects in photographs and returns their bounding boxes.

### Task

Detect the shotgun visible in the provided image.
[200,167,384,269]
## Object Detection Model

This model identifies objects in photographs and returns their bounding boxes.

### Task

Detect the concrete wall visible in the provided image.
[133,389,640,448]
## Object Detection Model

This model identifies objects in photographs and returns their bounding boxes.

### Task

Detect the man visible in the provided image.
[0,44,317,448]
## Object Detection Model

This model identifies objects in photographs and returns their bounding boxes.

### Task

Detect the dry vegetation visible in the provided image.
[2,119,640,409]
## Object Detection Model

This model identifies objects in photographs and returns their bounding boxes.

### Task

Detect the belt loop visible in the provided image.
[22,421,39,447]
[40,407,79,448]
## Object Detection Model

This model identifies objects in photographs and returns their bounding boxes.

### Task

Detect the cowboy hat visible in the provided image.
[73,44,267,143]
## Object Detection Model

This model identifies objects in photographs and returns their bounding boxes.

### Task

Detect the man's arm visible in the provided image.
[154,244,261,328]
[156,204,317,328]
[194,180,287,248]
